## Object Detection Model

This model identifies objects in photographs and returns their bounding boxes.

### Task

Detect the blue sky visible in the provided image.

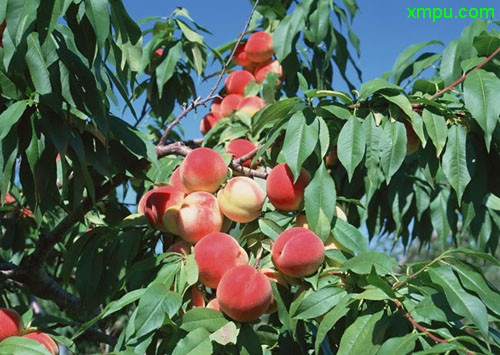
[122,0,500,138]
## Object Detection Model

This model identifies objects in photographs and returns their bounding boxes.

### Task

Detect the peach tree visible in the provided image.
[1,0,500,354]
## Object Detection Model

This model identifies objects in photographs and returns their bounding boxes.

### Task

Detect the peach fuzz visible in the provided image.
[266,163,310,211]
[169,167,189,193]
[175,192,224,244]
[138,186,185,233]
[0,308,23,341]
[254,60,283,84]
[207,298,221,311]
[245,31,274,63]
[194,232,248,288]
[200,112,223,135]
[237,96,266,117]
[220,94,243,117]
[226,139,257,168]
[403,120,420,155]
[232,42,251,66]
[217,177,265,223]
[22,332,59,355]
[225,70,255,96]
[217,265,273,322]
[180,148,228,193]
[272,227,325,278]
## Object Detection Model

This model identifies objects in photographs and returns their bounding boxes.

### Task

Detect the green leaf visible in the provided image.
[25,32,52,94]
[156,41,182,98]
[0,101,27,140]
[283,111,319,179]
[134,283,182,338]
[252,98,302,134]
[293,287,346,319]
[88,0,110,47]
[422,109,447,157]
[304,163,336,241]
[359,78,402,100]
[392,41,442,85]
[381,93,413,119]
[331,218,369,253]
[430,188,452,243]
[340,252,397,275]
[176,19,204,44]
[337,115,366,181]
[440,39,463,86]
[0,337,51,355]
[307,0,330,44]
[109,117,157,164]
[464,69,500,150]
[181,308,229,332]
[442,125,471,203]
[314,295,351,354]
[380,121,406,184]
[172,328,213,355]
[485,193,500,212]
[209,322,239,346]
[337,309,385,355]
[428,266,489,338]
[258,217,283,241]
[378,333,419,355]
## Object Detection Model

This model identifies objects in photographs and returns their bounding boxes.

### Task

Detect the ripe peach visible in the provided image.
[22,332,59,355]
[138,186,185,233]
[0,308,23,341]
[272,227,325,278]
[175,192,224,243]
[207,298,221,311]
[225,70,255,96]
[325,145,339,168]
[180,148,228,193]
[220,94,243,117]
[190,286,206,308]
[217,265,273,322]
[210,97,223,115]
[217,177,265,223]
[403,120,420,155]
[266,163,310,211]
[237,96,266,117]
[155,48,164,56]
[194,232,248,288]
[3,191,15,204]
[200,112,223,135]
[226,139,257,168]
[245,31,274,63]
[169,167,189,193]
[254,60,283,84]
[166,240,191,256]
[232,42,251,66]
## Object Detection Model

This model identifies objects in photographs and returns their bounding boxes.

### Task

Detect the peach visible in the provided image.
[207,298,221,311]
[403,120,420,155]
[225,70,255,96]
[175,192,224,243]
[245,31,274,63]
[232,42,251,66]
[200,112,223,135]
[194,232,248,288]
[266,163,310,211]
[210,97,223,115]
[0,308,23,341]
[325,145,339,168]
[217,265,273,322]
[169,167,189,193]
[22,332,59,355]
[237,96,266,117]
[166,240,191,256]
[0,21,5,48]
[155,48,164,56]
[226,139,257,168]
[272,227,325,278]
[190,286,206,308]
[180,148,228,193]
[254,60,283,84]
[261,268,287,314]
[138,186,185,233]
[217,177,265,223]
[296,206,347,229]
[3,191,15,204]
[220,94,243,117]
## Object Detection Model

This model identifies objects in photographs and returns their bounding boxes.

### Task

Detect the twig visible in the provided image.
[157,0,261,146]
[392,255,443,290]
[232,144,263,166]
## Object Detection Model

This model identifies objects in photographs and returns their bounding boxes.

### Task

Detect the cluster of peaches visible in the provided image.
[200,31,283,135]
[139,146,333,322]
[0,308,58,354]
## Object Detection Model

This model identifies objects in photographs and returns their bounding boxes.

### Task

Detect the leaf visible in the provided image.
[331,218,369,253]
[337,309,385,355]
[156,41,182,98]
[252,98,302,134]
[181,308,229,332]
[381,93,413,119]
[422,109,447,157]
[314,295,351,354]
[359,78,402,100]
[378,333,419,355]
[307,0,330,44]
[485,193,500,212]
[340,252,398,275]
[0,101,27,140]
[380,121,406,184]
[25,33,52,94]
[293,287,346,319]
[258,217,283,241]
[392,40,442,85]
[0,337,51,355]
[440,39,463,86]
[430,188,452,243]
[172,328,213,355]
[209,322,239,345]
[441,125,471,203]
[237,324,263,355]
[464,69,500,150]
[176,19,204,44]
[88,0,110,47]
[428,266,489,338]
[304,163,336,241]
[337,115,366,181]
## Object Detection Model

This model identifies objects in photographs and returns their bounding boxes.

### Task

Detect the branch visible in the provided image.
[157,0,261,146]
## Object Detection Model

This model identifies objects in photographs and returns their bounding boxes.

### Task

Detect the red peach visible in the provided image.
[169,167,189,193]
[138,186,185,233]
[217,265,273,322]
[22,332,59,355]
[254,60,283,84]
[226,139,257,168]
[217,177,265,223]
[225,70,255,96]
[3,191,15,204]
[237,96,266,117]
[220,94,243,117]
[207,298,221,311]
[266,163,310,211]
[210,97,223,115]
[200,112,223,135]
[403,120,420,155]
[155,48,164,56]
[180,148,228,193]
[245,31,274,63]
[232,42,251,66]
[0,308,23,341]
[325,145,339,168]
[166,240,191,256]
[194,232,249,288]
[0,21,5,48]
[272,227,325,278]
[190,286,206,308]
[175,192,224,244]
